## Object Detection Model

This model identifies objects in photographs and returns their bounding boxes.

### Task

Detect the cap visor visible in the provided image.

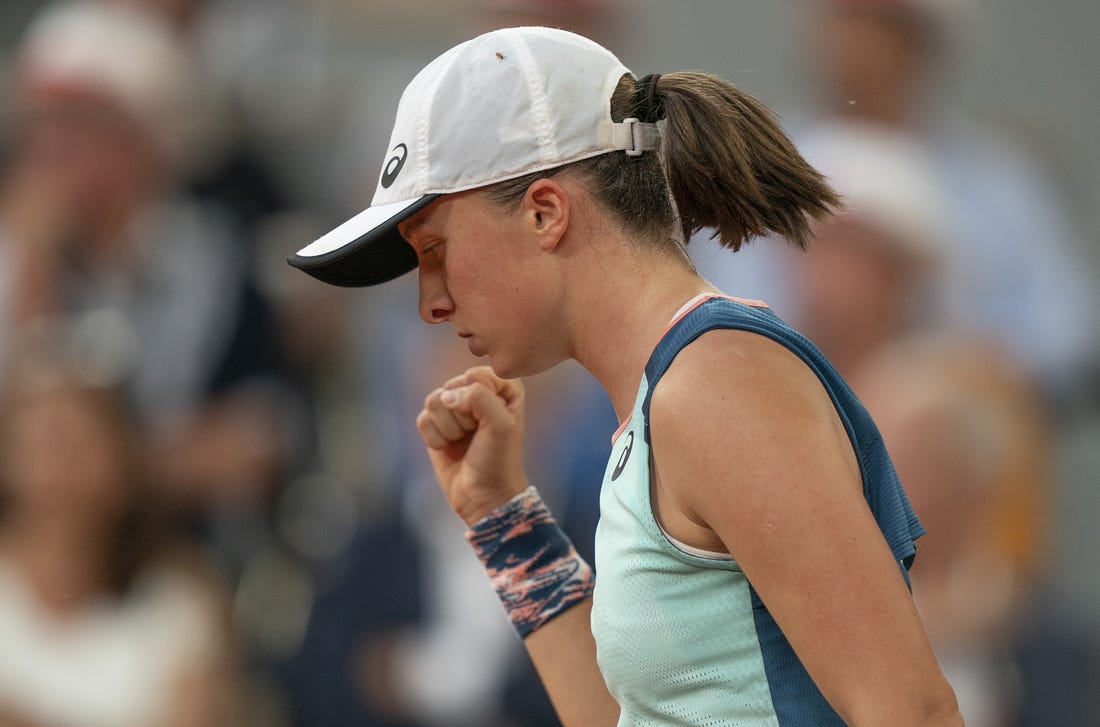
[288,195,439,287]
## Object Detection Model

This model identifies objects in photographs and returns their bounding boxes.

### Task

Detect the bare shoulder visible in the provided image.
[650,327,837,432]
[648,327,860,529]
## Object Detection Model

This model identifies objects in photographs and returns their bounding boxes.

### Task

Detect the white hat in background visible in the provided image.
[797,120,948,262]
[16,0,198,162]
[289,25,658,287]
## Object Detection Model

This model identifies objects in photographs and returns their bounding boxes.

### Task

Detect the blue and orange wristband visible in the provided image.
[465,486,595,638]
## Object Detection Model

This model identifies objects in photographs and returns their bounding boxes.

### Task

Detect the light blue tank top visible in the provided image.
[590,295,924,726]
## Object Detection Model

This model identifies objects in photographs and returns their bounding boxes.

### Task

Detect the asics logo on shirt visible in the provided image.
[612,431,634,481]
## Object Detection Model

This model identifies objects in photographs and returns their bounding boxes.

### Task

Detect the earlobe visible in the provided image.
[524,178,569,252]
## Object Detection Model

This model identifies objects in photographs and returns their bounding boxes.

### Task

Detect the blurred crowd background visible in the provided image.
[0,1,1097,726]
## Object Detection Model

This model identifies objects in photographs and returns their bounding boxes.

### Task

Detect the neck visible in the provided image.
[564,243,716,423]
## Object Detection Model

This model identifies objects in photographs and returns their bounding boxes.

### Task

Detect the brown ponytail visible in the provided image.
[486,72,838,253]
[656,71,839,251]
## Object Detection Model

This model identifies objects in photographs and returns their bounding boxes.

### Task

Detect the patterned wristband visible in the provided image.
[465,486,595,638]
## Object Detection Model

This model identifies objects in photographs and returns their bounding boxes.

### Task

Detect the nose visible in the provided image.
[417,264,454,324]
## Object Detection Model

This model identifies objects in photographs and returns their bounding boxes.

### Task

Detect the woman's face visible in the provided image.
[398,190,568,378]
[0,387,133,524]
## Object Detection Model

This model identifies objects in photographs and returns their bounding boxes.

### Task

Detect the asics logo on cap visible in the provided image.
[380,143,408,188]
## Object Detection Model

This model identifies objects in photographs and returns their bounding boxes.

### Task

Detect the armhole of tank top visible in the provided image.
[647,455,735,563]
[658,524,735,562]
[642,296,771,567]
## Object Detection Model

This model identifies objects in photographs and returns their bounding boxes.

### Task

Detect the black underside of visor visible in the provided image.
[286,195,439,287]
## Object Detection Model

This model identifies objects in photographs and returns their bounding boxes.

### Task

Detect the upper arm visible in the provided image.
[648,329,953,724]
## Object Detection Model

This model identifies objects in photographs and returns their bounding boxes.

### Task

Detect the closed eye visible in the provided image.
[418,241,443,259]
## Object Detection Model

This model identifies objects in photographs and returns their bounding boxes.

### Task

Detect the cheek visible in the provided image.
[447,241,528,309]
[468,277,536,335]
[444,207,553,341]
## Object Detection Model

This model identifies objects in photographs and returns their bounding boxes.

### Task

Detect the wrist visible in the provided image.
[455,483,529,527]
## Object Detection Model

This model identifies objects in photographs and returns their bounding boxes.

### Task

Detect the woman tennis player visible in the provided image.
[290,26,961,726]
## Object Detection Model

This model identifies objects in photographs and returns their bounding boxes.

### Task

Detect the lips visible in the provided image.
[458,331,487,357]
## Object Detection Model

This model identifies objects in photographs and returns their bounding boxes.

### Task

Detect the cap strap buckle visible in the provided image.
[610,117,659,157]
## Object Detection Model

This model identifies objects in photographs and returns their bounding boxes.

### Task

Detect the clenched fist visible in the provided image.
[416,366,529,525]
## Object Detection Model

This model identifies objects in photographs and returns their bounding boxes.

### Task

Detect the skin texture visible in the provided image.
[406,175,962,726]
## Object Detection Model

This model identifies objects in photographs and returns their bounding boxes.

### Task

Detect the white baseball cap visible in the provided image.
[288,26,658,286]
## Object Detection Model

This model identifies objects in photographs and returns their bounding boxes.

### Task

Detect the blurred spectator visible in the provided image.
[785,123,948,379]
[695,0,1099,406]
[856,335,1100,726]
[103,0,296,256]
[811,0,1098,399]
[0,0,298,560]
[0,7,308,721]
[0,337,236,727]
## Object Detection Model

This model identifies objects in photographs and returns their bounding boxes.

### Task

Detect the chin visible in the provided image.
[488,352,563,380]
[487,358,525,380]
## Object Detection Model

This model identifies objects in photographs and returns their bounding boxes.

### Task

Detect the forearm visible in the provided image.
[466,486,618,727]
[524,598,620,727]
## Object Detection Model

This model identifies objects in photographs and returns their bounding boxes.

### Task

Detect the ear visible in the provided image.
[521,178,570,252]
